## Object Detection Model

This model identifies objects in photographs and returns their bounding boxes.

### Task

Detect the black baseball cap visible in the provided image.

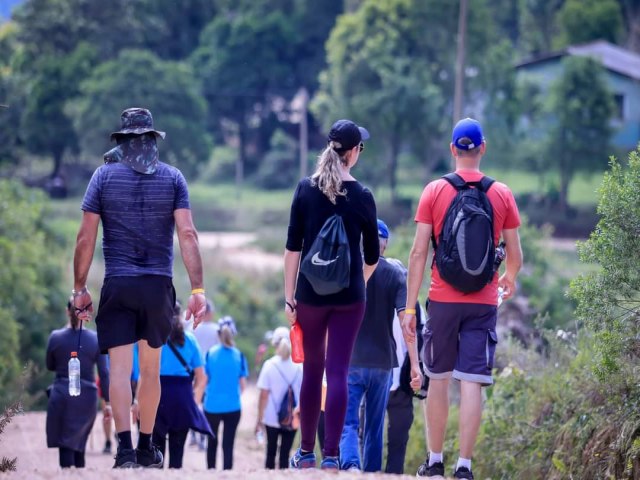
[328,119,370,152]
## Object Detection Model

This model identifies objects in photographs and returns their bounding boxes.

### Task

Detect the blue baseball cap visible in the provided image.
[452,118,484,150]
[377,219,389,239]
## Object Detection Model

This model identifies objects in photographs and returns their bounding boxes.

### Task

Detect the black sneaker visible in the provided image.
[136,445,163,468]
[103,440,112,454]
[416,459,445,477]
[454,466,474,479]
[113,448,137,468]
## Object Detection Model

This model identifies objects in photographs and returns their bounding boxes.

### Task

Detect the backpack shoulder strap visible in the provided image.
[167,340,194,376]
[442,173,467,190]
[272,362,296,386]
[477,176,495,193]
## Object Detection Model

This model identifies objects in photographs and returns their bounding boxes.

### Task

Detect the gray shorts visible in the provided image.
[422,300,498,386]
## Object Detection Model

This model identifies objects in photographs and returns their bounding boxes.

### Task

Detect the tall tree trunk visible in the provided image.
[623,0,640,53]
[51,148,63,178]
[236,120,246,200]
[389,137,400,204]
[559,156,570,216]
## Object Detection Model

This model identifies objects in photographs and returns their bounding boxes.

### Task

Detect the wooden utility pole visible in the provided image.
[453,0,468,125]
[299,88,309,179]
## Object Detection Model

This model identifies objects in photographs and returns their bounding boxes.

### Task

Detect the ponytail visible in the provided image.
[219,325,234,347]
[276,337,291,360]
[310,143,348,204]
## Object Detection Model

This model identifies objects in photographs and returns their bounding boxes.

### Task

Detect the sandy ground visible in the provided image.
[0,385,419,480]
[197,232,282,273]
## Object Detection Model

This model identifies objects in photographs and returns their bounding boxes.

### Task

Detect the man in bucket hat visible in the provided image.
[72,107,208,468]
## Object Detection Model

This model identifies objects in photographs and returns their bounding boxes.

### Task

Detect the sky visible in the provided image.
[0,0,22,20]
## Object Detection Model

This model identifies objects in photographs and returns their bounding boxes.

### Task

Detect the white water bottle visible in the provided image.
[256,429,265,445]
[68,352,81,396]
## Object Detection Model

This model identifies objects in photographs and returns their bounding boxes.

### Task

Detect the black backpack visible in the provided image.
[300,214,351,295]
[433,173,496,293]
[272,364,299,431]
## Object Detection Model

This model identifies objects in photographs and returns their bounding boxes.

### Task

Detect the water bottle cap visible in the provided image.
[71,351,78,357]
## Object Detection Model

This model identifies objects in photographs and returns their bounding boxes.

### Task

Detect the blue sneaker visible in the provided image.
[320,456,340,471]
[289,448,316,469]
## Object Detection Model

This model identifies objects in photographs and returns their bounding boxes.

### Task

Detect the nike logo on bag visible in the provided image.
[311,252,339,266]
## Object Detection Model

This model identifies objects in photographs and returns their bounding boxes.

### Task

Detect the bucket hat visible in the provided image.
[110,107,166,141]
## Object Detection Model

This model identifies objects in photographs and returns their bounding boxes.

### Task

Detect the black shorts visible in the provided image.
[95,275,175,354]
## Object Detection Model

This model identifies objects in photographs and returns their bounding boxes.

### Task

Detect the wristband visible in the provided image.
[191,288,205,295]
[285,301,295,311]
[72,286,88,297]
[404,308,416,315]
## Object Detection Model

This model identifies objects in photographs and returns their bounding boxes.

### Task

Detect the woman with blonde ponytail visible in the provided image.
[202,316,248,470]
[284,119,379,470]
[255,327,302,469]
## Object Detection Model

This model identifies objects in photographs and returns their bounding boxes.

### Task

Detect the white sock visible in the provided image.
[456,457,472,471]
[428,451,443,466]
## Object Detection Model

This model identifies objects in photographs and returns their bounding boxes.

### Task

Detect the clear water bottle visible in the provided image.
[497,287,505,308]
[255,429,265,445]
[68,352,81,396]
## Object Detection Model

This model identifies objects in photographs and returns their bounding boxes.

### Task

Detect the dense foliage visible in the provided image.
[0,181,67,407]
[466,149,640,479]
[0,0,632,208]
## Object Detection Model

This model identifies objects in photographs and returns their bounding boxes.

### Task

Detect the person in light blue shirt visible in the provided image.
[151,301,211,468]
[203,316,248,470]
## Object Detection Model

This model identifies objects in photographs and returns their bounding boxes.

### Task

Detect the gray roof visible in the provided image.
[517,40,640,80]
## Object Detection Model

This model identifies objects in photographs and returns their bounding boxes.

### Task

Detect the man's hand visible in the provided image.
[402,312,417,343]
[410,365,423,391]
[103,403,112,422]
[285,299,297,326]
[72,287,94,322]
[498,273,517,301]
[185,293,207,329]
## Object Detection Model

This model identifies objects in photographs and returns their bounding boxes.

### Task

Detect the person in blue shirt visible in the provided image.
[203,316,248,470]
[150,301,212,468]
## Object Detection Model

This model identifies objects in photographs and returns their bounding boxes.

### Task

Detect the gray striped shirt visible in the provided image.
[81,162,190,278]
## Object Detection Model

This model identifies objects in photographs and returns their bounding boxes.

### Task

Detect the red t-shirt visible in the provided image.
[415,169,521,305]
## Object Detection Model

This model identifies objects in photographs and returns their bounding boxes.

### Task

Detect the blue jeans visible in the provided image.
[339,367,392,472]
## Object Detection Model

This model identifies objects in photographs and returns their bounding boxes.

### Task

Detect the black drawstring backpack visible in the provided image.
[300,214,351,295]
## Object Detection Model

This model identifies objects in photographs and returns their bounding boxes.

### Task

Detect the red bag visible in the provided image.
[290,322,304,363]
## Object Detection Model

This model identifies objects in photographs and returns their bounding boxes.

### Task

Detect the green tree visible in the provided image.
[313,0,493,200]
[519,0,564,54]
[0,24,20,170]
[0,181,68,406]
[571,151,640,378]
[545,56,614,213]
[72,49,211,178]
[192,10,296,190]
[20,44,97,178]
[558,0,624,46]
[132,0,220,61]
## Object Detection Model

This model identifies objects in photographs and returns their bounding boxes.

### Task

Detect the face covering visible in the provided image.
[104,133,158,174]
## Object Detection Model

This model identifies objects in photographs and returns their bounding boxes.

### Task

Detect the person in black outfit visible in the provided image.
[46,298,110,468]
[284,119,380,470]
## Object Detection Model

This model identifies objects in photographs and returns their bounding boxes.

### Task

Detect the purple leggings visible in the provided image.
[296,301,365,457]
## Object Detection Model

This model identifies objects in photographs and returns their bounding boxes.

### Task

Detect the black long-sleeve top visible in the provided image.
[46,327,110,400]
[286,177,379,305]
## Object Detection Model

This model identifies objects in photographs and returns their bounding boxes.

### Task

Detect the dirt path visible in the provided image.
[0,385,417,479]
[197,232,282,273]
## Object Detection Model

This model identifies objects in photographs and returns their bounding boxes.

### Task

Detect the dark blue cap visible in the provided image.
[452,118,484,150]
[377,219,389,239]
[328,119,370,151]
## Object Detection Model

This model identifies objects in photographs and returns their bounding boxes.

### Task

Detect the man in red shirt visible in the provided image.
[404,118,523,479]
